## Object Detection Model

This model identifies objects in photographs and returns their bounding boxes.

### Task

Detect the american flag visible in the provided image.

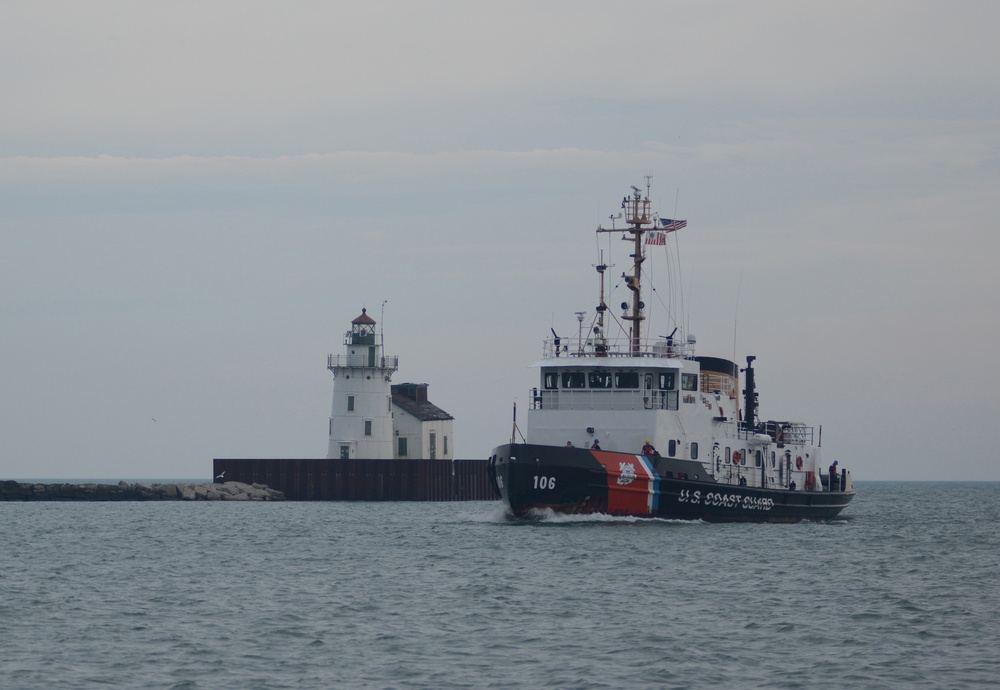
[658,218,687,232]
[646,231,667,246]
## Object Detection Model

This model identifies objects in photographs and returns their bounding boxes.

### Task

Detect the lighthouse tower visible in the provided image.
[326,308,399,459]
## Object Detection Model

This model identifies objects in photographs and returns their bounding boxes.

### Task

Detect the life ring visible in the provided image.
[732,451,742,464]
[795,456,803,470]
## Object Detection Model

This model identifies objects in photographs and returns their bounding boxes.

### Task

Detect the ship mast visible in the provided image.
[596,179,653,354]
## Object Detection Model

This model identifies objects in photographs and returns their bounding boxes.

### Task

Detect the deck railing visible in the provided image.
[529,388,679,411]
[542,336,694,360]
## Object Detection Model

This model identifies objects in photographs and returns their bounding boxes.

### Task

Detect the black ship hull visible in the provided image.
[488,443,854,522]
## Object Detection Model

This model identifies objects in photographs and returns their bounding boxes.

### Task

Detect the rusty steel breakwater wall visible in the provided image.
[212,458,499,502]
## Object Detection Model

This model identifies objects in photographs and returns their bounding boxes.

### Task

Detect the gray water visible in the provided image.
[2,482,998,689]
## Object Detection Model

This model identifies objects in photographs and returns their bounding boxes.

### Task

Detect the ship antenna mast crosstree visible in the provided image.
[596,178,654,355]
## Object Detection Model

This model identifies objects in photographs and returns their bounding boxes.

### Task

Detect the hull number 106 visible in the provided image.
[533,475,556,490]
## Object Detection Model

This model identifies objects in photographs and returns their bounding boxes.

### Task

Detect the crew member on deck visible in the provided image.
[565,441,574,448]
[642,440,656,456]
[591,439,601,450]
[829,460,839,490]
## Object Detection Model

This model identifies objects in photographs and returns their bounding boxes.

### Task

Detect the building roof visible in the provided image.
[391,383,454,422]
[352,308,376,325]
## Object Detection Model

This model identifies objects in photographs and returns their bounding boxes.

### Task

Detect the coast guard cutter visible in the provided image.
[487,181,855,521]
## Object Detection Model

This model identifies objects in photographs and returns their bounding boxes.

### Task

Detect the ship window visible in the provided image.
[691,442,699,460]
[755,450,762,467]
[364,420,373,436]
[444,436,448,456]
[561,372,586,388]
[771,451,776,468]
[329,418,333,435]
[725,446,731,463]
[340,445,350,459]
[589,370,612,388]
[615,371,639,389]
[544,372,559,389]
[347,395,355,412]
[398,437,407,457]
[668,439,677,457]
[681,373,698,391]
[659,372,675,390]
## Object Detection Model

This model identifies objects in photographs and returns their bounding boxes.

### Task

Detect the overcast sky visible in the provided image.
[3,1,998,481]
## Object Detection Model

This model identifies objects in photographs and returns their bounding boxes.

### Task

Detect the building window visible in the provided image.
[398,437,408,457]
[347,395,355,412]
[364,420,372,436]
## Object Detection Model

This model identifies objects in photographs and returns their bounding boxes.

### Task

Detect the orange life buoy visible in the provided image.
[732,451,742,464]
[795,456,803,470]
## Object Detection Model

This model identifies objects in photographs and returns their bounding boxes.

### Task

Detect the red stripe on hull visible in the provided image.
[591,451,654,516]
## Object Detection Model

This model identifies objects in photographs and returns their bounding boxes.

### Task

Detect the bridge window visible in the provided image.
[589,370,612,388]
[561,372,585,388]
[681,373,698,391]
[659,372,675,390]
[544,372,559,389]
[615,371,639,389]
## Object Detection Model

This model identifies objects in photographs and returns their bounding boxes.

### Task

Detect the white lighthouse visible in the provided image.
[326,308,398,459]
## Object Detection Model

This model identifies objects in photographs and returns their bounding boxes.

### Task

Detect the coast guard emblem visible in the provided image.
[617,462,636,486]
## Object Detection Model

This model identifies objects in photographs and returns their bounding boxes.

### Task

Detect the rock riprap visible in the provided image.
[0,480,284,501]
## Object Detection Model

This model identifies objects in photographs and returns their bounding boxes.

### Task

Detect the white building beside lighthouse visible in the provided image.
[326,308,453,460]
